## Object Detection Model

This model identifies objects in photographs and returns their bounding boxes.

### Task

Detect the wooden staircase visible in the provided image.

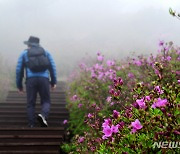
[0,81,68,154]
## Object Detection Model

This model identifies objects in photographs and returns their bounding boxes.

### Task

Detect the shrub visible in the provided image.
[61,41,180,153]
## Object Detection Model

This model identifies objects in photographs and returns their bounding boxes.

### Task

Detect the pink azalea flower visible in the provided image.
[94,63,103,70]
[79,63,86,70]
[178,80,180,84]
[116,66,121,70]
[154,69,160,75]
[136,98,146,109]
[63,119,68,124]
[97,55,104,62]
[166,56,171,61]
[164,47,169,52]
[159,40,164,46]
[111,124,119,133]
[131,128,138,133]
[78,137,85,143]
[177,50,180,55]
[97,52,101,56]
[134,60,142,66]
[128,72,134,78]
[154,86,164,94]
[98,72,104,80]
[71,95,78,101]
[78,103,83,108]
[107,60,115,67]
[102,135,108,140]
[132,102,139,109]
[176,71,180,75]
[157,49,161,53]
[113,110,120,119]
[109,88,115,95]
[106,96,112,103]
[145,96,151,101]
[88,113,93,118]
[114,77,123,86]
[151,98,168,109]
[102,119,111,128]
[103,125,112,137]
[118,121,125,129]
[110,102,115,106]
[94,63,100,69]
[91,71,97,78]
[131,119,143,133]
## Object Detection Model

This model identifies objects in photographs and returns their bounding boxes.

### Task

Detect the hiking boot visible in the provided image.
[37,114,48,127]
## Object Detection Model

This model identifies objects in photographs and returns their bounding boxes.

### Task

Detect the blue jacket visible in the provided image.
[16,48,57,89]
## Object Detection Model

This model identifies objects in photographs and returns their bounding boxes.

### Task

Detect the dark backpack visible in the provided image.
[27,47,50,72]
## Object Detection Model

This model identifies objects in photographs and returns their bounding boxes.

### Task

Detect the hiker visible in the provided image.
[16,36,57,128]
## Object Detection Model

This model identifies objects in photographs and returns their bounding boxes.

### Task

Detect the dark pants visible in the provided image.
[26,77,50,126]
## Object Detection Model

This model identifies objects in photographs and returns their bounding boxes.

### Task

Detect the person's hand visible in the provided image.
[18,89,24,94]
[51,84,56,91]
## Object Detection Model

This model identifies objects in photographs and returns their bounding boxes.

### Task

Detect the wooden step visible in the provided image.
[7,90,66,94]
[8,91,66,95]
[0,142,60,151]
[0,106,68,112]
[0,115,69,120]
[0,127,65,135]
[0,150,59,154]
[0,135,63,143]
[2,101,67,105]
[6,98,66,103]
[0,102,67,107]
[0,119,68,127]
[0,110,69,115]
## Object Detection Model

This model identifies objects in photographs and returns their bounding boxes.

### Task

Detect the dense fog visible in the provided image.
[0,0,180,78]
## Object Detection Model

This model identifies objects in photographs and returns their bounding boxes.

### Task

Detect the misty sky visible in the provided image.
[0,0,180,77]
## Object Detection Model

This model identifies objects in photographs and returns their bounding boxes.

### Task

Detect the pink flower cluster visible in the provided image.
[136,98,146,109]
[80,52,119,81]
[128,72,134,78]
[97,52,104,62]
[154,86,164,94]
[63,119,68,124]
[71,95,78,101]
[107,60,115,67]
[78,136,85,143]
[133,96,150,109]
[113,110,120,119]
[131,119,143,133]
[151,98,168,109]
[102,118,119,140]
[113,77,123,88]
[133,59,142,66]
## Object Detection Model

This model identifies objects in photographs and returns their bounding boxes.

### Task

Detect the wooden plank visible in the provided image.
[0,127,65,135]
[0,102,68,106]
[0,122,67,127]
[0,115,69,120]
[0,106,68,110]
[0,151,59,154]
[0,135,63,143]
[0,110,69,114]
[7,91,66,94]
[0,143,60,151]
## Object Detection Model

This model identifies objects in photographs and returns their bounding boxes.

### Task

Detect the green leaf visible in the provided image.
[174,109,180,116]
[152,108,163,116]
